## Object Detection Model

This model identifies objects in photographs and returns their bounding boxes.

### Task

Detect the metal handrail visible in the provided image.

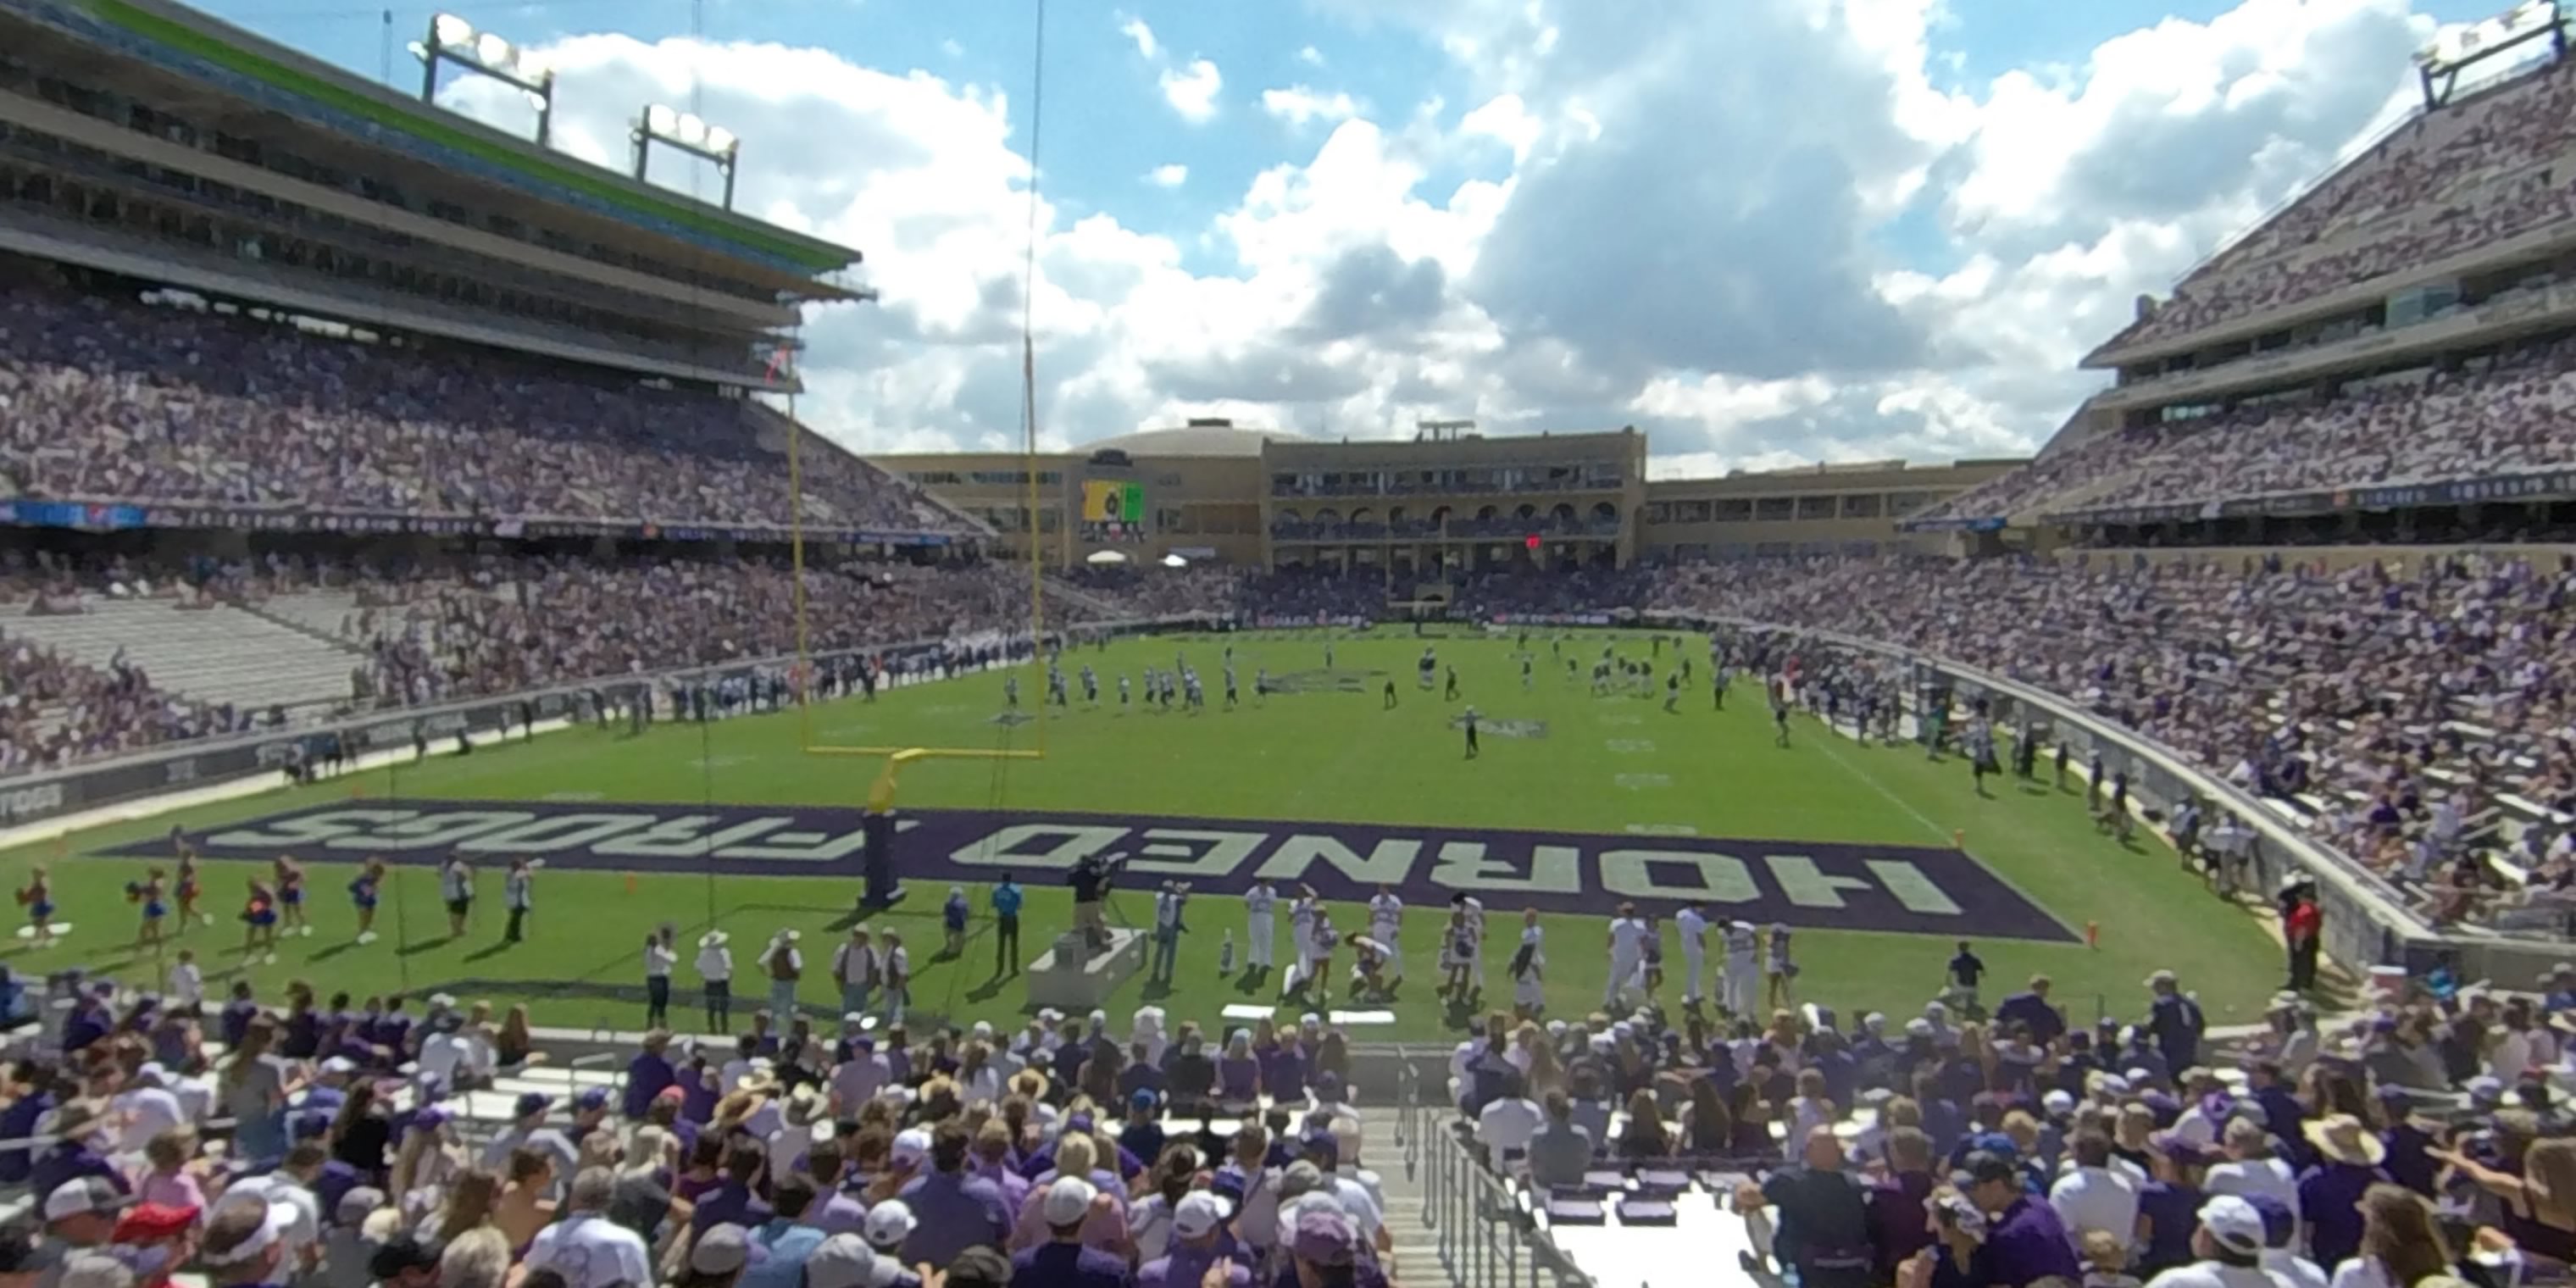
[1418,1116,1554,1288]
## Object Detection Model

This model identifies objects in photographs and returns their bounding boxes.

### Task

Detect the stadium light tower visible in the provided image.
[632,103,743,209]
[408,14,557,145]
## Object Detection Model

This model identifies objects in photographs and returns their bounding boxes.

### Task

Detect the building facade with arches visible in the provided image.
[872,419,2018,575]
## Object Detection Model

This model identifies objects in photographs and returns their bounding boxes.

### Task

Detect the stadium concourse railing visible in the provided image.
[0,612,1220,832]
[1644,610,2573,991]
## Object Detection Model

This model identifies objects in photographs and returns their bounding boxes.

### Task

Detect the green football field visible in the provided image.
[0,629,2288,1041]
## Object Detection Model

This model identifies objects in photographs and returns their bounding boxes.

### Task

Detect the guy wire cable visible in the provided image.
[991,0,1052,812]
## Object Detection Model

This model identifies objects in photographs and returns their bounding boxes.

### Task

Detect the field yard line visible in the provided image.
[1803,727,2085,941]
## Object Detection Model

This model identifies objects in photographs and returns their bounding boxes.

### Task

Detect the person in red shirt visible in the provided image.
[2284,888,2323,992]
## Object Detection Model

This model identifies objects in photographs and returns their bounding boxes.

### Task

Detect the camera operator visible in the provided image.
[1069,852,1121,952]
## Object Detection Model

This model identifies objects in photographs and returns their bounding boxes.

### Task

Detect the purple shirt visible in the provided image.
[1216,1056,1259,1102]
[2296,1163,2384,1269]
[30,1142,128,1204]
[624,1053,677,1119]
[690,1180,771,1235]
[973,1160,1033,1213]
[897,1170,1013,1267]
[1011,1241,1134,1288]
[1866,1170,1938,1277]
[812,1191,869,1237]
[1254,1044,1304,1100]
[1139,1242,1249,1288]
[1972,1196,2081,1288]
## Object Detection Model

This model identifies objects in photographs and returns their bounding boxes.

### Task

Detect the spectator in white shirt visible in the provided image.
[2051,1130,2143,1257]
[697,931,735,1034]
[111,1066,187,1156]
[2204,1118,2300,1224]
[524,1168,652,1288]
[1475,1069,1543,1160]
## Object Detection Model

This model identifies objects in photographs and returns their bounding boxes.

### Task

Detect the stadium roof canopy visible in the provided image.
[0,0,867,387]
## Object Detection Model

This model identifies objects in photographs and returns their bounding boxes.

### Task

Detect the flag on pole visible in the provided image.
[764,341,796,386]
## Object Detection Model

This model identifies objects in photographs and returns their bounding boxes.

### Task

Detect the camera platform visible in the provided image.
[1026,928,1145,1012]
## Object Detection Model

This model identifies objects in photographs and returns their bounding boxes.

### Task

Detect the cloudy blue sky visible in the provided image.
[199,0,2512,474]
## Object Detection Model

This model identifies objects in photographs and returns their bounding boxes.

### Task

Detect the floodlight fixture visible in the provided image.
[414,12,558,146]
[632,102,746,209]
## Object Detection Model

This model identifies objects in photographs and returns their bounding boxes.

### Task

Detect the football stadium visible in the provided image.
[1,2,2574,1288]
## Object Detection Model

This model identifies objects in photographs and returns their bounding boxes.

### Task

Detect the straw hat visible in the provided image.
[2301,1113,2387,1168]
[699,930,730,948]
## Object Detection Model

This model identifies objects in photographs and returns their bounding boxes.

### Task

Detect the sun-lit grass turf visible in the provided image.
[0,628,2287,1039]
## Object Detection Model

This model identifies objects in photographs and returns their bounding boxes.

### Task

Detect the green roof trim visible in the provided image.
[87,0,852,272]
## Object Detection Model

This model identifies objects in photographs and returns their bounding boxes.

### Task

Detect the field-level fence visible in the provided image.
[1646,610,2562,991]
[0,613,1221,833]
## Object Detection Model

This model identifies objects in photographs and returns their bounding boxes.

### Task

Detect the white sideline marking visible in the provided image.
[1613,774,1671,791]
[1605,739,1657,753]
[1624,823,1697,836]
[541,791,604,802]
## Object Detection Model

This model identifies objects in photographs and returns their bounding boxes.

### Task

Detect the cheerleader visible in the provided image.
[1345,931,1392,1002]
[128,867,169,947]
[15,867,55,946]
[175,850,205,928]
[275,857,310,937]
[350,859,386,946]
[1508,910,1545,1019]
[1438,905,1479,1002]
[242,877,280,963]
[1763,922,1797,1013]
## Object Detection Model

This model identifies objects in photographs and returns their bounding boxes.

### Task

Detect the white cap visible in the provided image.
[805,1235,879,1288]
[862,1199,916,1250]
[1041,1175,1097,1227]
[1173,1191,1234,1240]
[2196,1195,2265,1256]
[890,1129,931,1169]
[43,1178,129,1224]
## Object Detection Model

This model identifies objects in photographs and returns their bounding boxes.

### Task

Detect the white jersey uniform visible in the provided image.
[1674,908,1710,1003]
[1606,916,1648,1007]
[1368,892,1404,978]
[1244,885,1278,969]
[1289,897,1319,985]
[1458,897,1486,969]
[1723,922,1760,1015]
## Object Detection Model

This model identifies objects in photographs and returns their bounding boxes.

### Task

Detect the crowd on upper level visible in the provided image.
[0,273,970,537]
[2112,58,2576,347]
[1916,332,2576,526]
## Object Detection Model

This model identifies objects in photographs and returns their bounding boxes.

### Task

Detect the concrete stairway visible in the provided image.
[1357,1102,1449,1288]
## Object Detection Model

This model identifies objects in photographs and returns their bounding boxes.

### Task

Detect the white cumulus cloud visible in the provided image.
[422,0,2490,480]
[1262,84,1361,127]
[1159,58,1224,123]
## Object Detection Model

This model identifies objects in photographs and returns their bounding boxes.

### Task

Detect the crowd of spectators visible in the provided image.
[0,275,970,536]
[1652,551,2576,929]
[2111,58,2576,347]
[1918,330,2576,526]
[0,978,1393,1288]
[0,549,1102,775]
[0,632,242,777]
[1450,937,2576,1288]
[341,555,1089,709]
[1060,567,1248,620]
